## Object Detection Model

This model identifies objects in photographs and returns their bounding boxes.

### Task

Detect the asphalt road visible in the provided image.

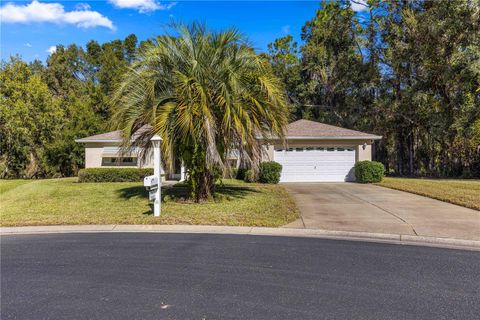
[1,233,479,320]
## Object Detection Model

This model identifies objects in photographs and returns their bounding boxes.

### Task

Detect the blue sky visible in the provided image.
[0,1,332,62]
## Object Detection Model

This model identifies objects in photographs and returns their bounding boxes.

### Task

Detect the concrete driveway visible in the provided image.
[284,183,480,241]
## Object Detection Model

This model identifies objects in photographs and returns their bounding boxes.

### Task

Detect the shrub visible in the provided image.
[243,169,257,183]
[258,161,282,184]
[78,168,154,182]
[236,168,247,180]
[163,195,175,203]
[354,161,385,183]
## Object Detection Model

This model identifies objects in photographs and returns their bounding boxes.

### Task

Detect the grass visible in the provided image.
[376,177,480,211]
[0,179,31,195]
[0,178,299,227]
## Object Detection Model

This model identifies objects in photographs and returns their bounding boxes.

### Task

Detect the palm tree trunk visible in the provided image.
[194,171,215,202]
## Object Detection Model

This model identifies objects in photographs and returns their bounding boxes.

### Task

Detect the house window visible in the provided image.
[306,147,314,151]
[327,148,335,152]
[316,147,325,151]
[295,148,304,152]
[286,148,294,152]
[101,157,138,167]
[337,147,345,151]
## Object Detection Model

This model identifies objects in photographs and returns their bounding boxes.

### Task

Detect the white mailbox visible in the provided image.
[144,175,158,189]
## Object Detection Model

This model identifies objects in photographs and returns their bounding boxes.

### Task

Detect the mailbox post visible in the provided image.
[150,135,162,216]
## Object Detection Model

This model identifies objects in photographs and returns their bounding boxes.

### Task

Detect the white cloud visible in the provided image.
[108,0,176,13]
[282,25,291,35]
[24,43,32,47]
[46,46,57,54]
[75,3,91,11]
[0,1,114,29]
[350,0,368,12]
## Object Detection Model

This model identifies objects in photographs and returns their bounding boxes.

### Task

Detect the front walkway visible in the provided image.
[283,183,480,241]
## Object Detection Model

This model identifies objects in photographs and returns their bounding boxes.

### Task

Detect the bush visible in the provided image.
[236,167,247,180]
[354,161,385,183]
[78,168,154,182]
[243,169,257,183]
[258,161,282,184]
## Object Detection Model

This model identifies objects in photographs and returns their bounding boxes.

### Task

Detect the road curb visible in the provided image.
[1,225,479,251]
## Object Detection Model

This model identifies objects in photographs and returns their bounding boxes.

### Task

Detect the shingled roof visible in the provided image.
[76,120,381,142]
[75,130,123,142]
[285,119,381,139]
[75,125,151,143]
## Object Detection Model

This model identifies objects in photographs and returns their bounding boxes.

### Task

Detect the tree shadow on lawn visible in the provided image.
[117,183,259,202]
[117,183,260,216]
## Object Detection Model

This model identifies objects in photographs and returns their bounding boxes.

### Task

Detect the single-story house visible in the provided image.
[75,127,182,181]
[75,119,381,182]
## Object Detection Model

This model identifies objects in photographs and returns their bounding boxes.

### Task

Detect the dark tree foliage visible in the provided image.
[1,35,140,178]
[0,58,62,178]
[267,0,480,177]
[264,36,302,118]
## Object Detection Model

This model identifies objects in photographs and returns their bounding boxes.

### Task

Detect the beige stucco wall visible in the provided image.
[261,139,374,162]
[83,142,153,169]
[82,139,374,173]
[84,143,105,168]
[356,144,372,162]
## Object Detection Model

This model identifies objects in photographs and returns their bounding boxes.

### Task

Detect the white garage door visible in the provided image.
[274,147,356,182]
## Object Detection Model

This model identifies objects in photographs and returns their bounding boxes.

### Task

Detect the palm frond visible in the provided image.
[111,22,289,196]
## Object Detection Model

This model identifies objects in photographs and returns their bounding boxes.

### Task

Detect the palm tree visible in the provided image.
[111,23,289,201]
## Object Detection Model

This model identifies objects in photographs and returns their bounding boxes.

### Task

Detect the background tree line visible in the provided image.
[265,0,480,177]
[1,34,148,178]
[1,0,479,179]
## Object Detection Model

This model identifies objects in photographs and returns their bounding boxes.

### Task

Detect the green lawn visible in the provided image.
[377,177,480,211]
[0,178,299,227]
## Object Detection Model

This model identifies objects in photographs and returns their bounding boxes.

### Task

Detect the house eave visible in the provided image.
[76,135,383,143]
[75,139,123,143]
[285,135,383,140]
[257,135,382,141]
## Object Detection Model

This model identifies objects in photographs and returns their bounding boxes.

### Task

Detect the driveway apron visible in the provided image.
[283,183,480,241]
